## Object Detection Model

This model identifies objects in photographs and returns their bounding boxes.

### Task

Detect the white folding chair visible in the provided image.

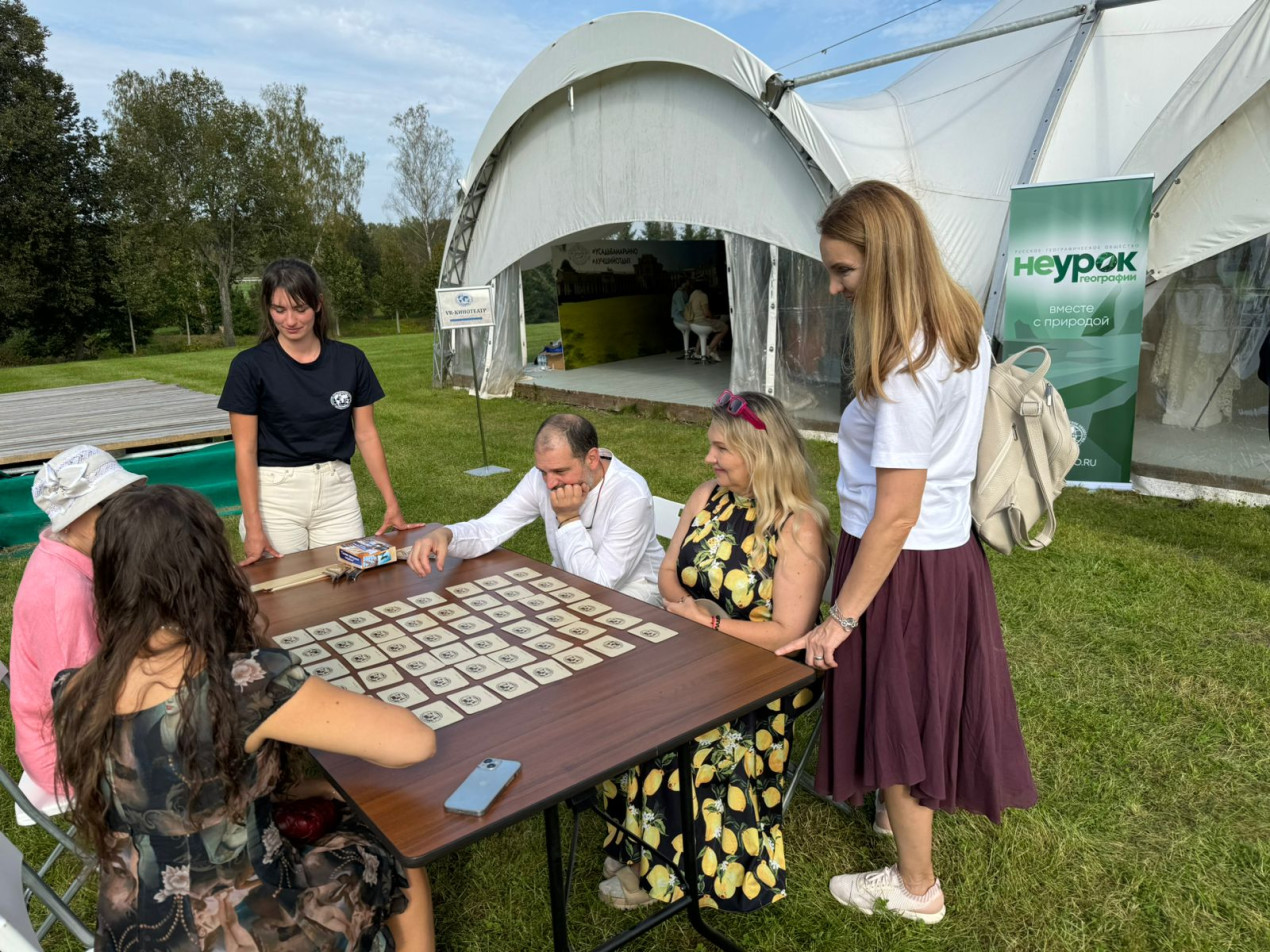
[0,831,43,951]
[651,496,684,541]
[0,662,95,948]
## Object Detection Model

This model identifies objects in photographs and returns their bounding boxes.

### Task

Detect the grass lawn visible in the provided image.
[2,335,1268,950]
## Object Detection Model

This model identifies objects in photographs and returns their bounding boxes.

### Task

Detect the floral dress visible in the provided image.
[54,648,407,951]
[600,487,817,912]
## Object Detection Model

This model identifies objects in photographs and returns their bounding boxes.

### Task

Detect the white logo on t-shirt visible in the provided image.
[330,390,352,410]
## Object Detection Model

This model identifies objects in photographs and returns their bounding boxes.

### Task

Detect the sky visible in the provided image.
[31,0,996,223]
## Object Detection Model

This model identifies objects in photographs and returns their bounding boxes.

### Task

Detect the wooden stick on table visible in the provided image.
[248,544,417,594]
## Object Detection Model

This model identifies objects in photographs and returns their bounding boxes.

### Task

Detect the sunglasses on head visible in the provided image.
[715,391,767,430]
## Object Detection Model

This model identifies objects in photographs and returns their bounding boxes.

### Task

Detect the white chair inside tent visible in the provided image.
[671,319,714,361]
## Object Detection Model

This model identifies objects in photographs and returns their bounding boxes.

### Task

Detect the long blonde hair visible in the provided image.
[818,180,982,401]
[711,392,832,558]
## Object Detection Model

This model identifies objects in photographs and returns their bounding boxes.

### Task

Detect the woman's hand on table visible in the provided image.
[375,503,424,537]
[664,594,713,627]
[776,618,851,671]
[240,527,281,566]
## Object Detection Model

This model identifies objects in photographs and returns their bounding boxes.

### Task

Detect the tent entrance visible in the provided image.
[1133,233,1270,499]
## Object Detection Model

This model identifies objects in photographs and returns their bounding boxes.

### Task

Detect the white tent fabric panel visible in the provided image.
[1119,0,1270,188]
[459,12,847,198]
[1149,83,1270,279]
[460,62,830,287]
[1036,10,1249,184]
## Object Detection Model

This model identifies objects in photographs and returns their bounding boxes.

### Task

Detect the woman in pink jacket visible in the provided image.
[9,444,143,820]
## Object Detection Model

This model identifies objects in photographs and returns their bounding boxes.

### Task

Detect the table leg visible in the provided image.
[676,742,745,952]
[543,804,573,952]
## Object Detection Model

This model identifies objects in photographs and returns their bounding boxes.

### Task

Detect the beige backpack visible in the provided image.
[972,346,1080,555]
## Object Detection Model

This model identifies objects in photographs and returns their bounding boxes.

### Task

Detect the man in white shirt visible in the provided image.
[407,414,664,604]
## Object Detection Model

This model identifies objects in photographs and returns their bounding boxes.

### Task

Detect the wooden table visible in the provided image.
[247,526,816,952]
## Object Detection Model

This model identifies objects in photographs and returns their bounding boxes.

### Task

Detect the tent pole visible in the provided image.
[764,245,780,397]
[765,0,1164,108]
[984,5,1104,340]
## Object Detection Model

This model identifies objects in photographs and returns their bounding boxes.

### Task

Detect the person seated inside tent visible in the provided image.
[671,277,694,359]
[687,282,730,362]
[9,444,144,823]
[596,391,829,911]
[52,484,438,952]
[408,413,664,605]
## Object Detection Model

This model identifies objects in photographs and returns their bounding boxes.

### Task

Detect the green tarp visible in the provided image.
[0,441,240,551]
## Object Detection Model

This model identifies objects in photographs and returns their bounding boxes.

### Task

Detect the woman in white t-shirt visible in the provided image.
[778,180,1036,924]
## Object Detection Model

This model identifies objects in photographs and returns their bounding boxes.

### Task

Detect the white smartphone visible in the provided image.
[443,758,522,816]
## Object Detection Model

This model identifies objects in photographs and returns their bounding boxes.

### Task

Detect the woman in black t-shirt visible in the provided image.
[218,259,418,564]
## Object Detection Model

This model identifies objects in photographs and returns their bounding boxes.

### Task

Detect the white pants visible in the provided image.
[241,461,366,555]
[14,771,70,826]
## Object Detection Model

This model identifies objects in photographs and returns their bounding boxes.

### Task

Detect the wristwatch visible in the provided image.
[828,603,858,632]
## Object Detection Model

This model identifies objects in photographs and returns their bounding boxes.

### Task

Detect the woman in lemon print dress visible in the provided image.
[598,391,831,912]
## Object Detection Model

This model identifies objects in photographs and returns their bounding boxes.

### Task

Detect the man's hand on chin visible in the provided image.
[550,483,588,526]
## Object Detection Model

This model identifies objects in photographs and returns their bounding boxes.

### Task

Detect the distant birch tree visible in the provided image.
[386,103,460,265]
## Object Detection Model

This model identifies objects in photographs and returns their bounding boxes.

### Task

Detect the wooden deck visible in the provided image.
[0,379,230,466]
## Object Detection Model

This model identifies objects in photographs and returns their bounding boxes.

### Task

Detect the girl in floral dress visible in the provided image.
[52,484,438,951]
[598,392,831,911]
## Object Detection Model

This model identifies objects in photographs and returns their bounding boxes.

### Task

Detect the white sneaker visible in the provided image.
[829,865,946,924]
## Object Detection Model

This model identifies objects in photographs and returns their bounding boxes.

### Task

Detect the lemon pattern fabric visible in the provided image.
[599,486,816,912]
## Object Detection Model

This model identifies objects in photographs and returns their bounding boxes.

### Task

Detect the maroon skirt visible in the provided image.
[816,531,1037,822]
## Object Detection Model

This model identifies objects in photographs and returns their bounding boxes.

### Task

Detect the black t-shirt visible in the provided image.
[218,339,385,467]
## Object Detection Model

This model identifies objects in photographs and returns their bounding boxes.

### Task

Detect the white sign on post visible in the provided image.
[435,285,494,329]
[434,283,507,477]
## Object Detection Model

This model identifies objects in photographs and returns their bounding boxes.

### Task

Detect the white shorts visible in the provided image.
[241,460,366,555]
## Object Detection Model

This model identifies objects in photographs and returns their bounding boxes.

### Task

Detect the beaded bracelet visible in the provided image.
[711,614,720,630]
[828,603,858,632]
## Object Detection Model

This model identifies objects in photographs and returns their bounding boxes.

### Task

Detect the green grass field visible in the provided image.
[2,336,1268,950]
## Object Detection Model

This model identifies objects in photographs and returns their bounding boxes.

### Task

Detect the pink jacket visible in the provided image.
[9,531,98,796]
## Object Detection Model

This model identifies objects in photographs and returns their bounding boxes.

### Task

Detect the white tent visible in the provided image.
[437,0,1270,496]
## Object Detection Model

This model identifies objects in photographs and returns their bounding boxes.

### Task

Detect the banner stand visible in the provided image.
[435,285,510,478]
[464,326,508,477]
[999,174,1153,489]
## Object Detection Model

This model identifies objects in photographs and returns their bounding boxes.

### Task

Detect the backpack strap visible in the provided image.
[994,347,1059,551]
[1013,405,1059,550]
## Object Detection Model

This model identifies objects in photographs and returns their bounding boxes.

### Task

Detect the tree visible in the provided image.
[371,239,421,332]
[104,69,279,346]
[386,103,460,265]
[0,1,117,359]
[317,244,368,330]
[259,84,366,262]
[522,264,558,325]
[642,221,679,240]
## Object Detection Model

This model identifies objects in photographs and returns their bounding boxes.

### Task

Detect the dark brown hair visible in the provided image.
[258,258,330,342]
[53,485,269,858]
[535,413,599,459]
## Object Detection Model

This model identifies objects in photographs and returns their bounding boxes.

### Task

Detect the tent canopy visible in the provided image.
[443,0,1270,300]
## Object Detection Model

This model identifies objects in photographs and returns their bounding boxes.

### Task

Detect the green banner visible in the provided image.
[1001,175,1153,487]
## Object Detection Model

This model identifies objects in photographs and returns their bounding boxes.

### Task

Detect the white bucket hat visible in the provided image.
[32,444,146,532]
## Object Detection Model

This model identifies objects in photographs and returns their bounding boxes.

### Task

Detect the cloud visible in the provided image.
[37,0,559,220]
[880,1,996,44]
[33,0,913,219]
[702,0,784,18]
